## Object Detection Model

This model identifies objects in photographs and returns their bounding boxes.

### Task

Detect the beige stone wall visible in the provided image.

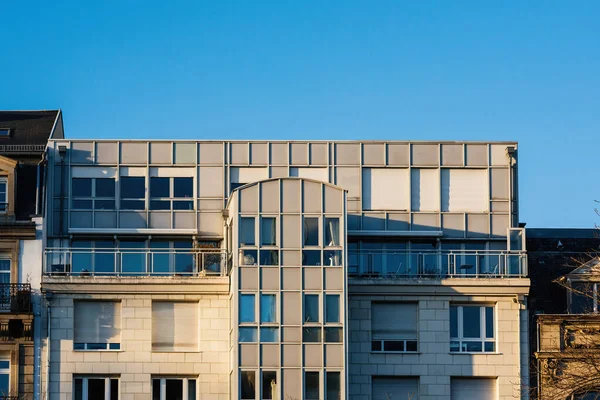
[42,293,230,400]
[19,343,34,400]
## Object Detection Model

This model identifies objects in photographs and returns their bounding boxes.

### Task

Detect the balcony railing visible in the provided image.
[0,283,32,313]
[44,248,230,277]
[348,250,527,278]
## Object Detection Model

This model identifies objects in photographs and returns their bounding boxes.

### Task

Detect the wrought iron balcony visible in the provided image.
[0,283,32,313]
[348,250,528,278]
[44,248,230,277]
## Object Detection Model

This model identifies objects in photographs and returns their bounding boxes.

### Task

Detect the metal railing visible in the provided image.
[0,144,46,154]
[348,250,527,278]
[0,283,32,312]
[44,248,230,277]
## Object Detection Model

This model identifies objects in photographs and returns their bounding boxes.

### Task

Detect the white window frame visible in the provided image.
[371,302,418,353]
[0,357,10,395]
[0,177,7,213]
[152,376,197,400]
[73,376,119,400]
[450,305,496,353]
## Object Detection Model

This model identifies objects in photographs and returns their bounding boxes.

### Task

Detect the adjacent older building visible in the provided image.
[0,110,63,399]
[40,140,529,400]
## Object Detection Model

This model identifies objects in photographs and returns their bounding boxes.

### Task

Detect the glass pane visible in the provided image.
[95,199,116,210]
[74,379,83,400]
[261,218,277,246]
[324,218,339,246]
[240,294,255,323]
[166,379,184,399]
[464,341,483,352]
[152,379,160,400]
[72,241,92,275]
[324,250,342,266]
[120,241,147,275]
[484,341,495,352]
[173,200,194,210]
[150,200,170,210]
[371,340,382,351]
[73,343,85,350]
[110,379,119,400]
[240,217,256,246]
[259,250,279,266]
[303,218,319,246]
[260,294,276,323]
[406,340,418,352]
[88,378,105,400]
[383,340,404,352]
[261,327,279,342]
[174,177,193,198]
[174,241,194,275]
[72,199,93,209]
[72,178,92,197]
[95,241,116,275]
[303,327,321,342]
[450,341,460,352]
[325,295,340,323]
[262,371,277,400]
[120,177,145,199]
[120,200,145,210]
[325,327,342,343]
[240,250,258,266]
[239,327,258,342]
[326,372,340,400]
[188,380,196,400]
[96,178,116,197]
[485,307,494,338]
[241,371,256,399]
[150,177,170,198]
[571,282,594,313]
[462,307,481,339]
[304,294,319,322]
[305,372,320,400]
[109,343,120,350]
[450,306,458,338]
[150,241,170,274]
[302,250,321,266]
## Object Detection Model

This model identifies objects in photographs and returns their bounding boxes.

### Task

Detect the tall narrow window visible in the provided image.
[240,217,256,246]
[71,178,93,209]
[0,178,6,212]
[120,177,145,210]
[262,371,277,400]
[303,218,319,246]
[0,259,10,285]
[261,217,277,246]
[324,218,339,247]
[95,178,116,209]
[150,177,194,210]
[240,294,256,323]
[325,295,340,323]
[326,372,341,400]
[74,301,121,351]
[152,377,197,400]
[305,372,320,400]
[0,358,9,395]
[304,294,319,323]
[260,294,276,323]
[450,305,495,352]
[241,371,256,399]
[74,377,119,400]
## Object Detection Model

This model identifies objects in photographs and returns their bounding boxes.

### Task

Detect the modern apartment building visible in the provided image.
[0,110,63,399]
[40,140,529,400]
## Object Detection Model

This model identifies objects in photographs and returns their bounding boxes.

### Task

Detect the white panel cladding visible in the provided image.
[74,301,121,343]
[372,303,417,340]
[230,167,268,183]
[372,377,419,400]
[119,166,146,176]
[411,168,440,211]
[71,167,117,178]
[451,378,497,400]
[441,169,488,212]
[149,167,195,177]
[152,301,199,351]
[362,168,409,210]
[289,167,329,182]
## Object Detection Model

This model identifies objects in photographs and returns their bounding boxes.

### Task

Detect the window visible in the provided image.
[303,217,319,246]
[304,372,319,400]
[451,378,497,400]
[303,327,321,342]
[0,129,10,137]
[260,327,278,342]
[74,301,121,351]
[325,295,340,323]
[74,376,119,400]
[304,294,319,323]
[570,281,597,314]
[442,169,488,212]
[260,294,276,323]
[302,250,321,266]
[0,178,7,212]
[152,302,198,352]
[450,305,495,352]
[261,217,277,246]
[150,240,194,275]
[150,177,193,210]
[262,371,277,400]
[239,327,257,342]
[362,168,409,210]
[0,259,10,285]
[241,371,256,399]
[372,377,418,400]
[152,377,196,400]
[73,178,117,210]
[324,218,339,247]
[326,372,340,400]
[71,240,116,275]
[120,177,145,210]
[119,241,147,275]
[0,358,9,395]
[371,303,418,352]
[324,327,342,343]
[240,217,256,246]
[240,294,256,323]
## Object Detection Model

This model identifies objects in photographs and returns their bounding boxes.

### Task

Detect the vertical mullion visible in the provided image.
[160,378,166,400]
[104,377,110,400]
[182,378,188,400]
[83,378,89,400]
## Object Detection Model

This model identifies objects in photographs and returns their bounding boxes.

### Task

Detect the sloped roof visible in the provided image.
[569,257,600,276]
[0,110,60,146]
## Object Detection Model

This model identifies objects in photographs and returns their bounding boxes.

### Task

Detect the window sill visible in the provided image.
[73,349,123,352]
[449,352,502,355]
[371,351,421,355]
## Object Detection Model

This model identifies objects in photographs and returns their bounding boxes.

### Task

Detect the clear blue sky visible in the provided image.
[1,1,598,228]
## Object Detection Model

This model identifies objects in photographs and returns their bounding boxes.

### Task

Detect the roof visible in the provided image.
[527,228,600,239]
[0,110,61,148]
[568,257,600,276]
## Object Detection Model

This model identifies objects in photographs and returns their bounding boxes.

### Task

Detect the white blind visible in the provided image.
[290,167,329,182]
[411,168,440,211]
[74,301,121,343]
[372,303,417,340]
[451,378,496,400]
[441,169,488,212]
[372,377,418,400]
[362,168,409,210]
[152,302,198,352]
[230,167,268,183]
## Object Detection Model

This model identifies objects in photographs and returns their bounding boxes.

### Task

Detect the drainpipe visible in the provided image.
[58,146,67,239]
[45,293,53,400]
[35,153,46,215]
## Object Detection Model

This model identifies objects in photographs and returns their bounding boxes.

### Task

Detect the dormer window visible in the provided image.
[0,129,10,137]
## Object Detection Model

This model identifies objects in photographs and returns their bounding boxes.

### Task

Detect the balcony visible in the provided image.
[0,283,32,313]
[348,250,527,278]
[44,248,230,277]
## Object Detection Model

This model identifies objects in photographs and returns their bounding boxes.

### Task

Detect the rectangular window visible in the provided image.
[303,217,319,246]
[262,371,277,400]
[261,217,277,246]
[0,129,10,137]
[0,258,11,285]
[150,177,194,210]
[74,301,121,351]
[371,303,418,353]
[239,327,258,342]
[260,294,276,323]
[304,372,320,400]
[152,302,198,352]
[326,372,340,400]
[362,168,409,210]
[0,358,9,395]
[241,371,256,399]
[240,217,256,246]
[74,376,119,400]
[72,177,117,210]
[450,305,495,353]
[451,378,497,400]
[304,294,319,323]
[324,218,340,247]
[0,178,6,212]
[120,176,145,210]
[324,327,342,343]
[442,169,488,212]
[325,294,340,323]
[240,294,256,323]
[260,327,278,342]
[372,377,418,400]
[303,327,321,342]
[152,377,196,400]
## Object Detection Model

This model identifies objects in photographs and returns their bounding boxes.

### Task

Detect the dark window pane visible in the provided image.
[450,306,458,337]
[464,341,483,352]
[571,282,594,313]
[450,341,460,352]
[150,200,170,210]
[371,340,382,351]
[262,371,277,400]
[74,379,83,400]
[166,379,183,399]
[110,379,119,400]
[302,250,321,266]
[231,182,245,191]
[120,200,145,210]
[73,342,85,350]
[305,372,319,400]
[485,307,494,338]
[109,343,120,350]
[260,327,279,342]
[72,199,93,209]
[484,341,495,352]
[87,343,107,350]
[462,307,481,338]
[325,327,342,343]
[174,177,193,198]
[303,218,319,246]
[260,294,276,323]
[303,327,321,342]
[304,295,319,322]
[324,218,340,247]
[240,250,257,266]
[260,250,279,266]
[150,177,170,198]
[326,372,340,400]
[261,218,277,246]
[325,295,340,323]
[96,178,115,197]
[383,340,404,352]
[173,200,193,210]
[95,199,115,210]
[188,380,196,400]
[95,241,116,274]
[120,241,147,275]
[240,294,255,323]
[120,177,145,199]
[241,371,256,399]
[406,340,418,352]
[152,379,160,400]
[324,250,342,266]
[72,178,92,197]
[240,217,255,246]
[239,327,257,342]
[88,378,105,400]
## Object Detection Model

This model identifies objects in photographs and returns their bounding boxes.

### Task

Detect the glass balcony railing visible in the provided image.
[44,248,230,277]
[348,250,527,278]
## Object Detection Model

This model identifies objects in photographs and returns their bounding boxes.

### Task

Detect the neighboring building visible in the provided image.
[0,110,63,399]
[40,140,528,400]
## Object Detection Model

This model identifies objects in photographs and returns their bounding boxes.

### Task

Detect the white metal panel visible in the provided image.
[231,167,268,183]
[451,378,496,400]
[362,168,409,210]
[289,167,329,182]
[149,167,195,177]
[372,377,419,400]
[74,301,121,343]
[411,168,440,211]
[119,166,146,176]
[441,169,488,212]
[372,303,417,339]
[71,167,117,178]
